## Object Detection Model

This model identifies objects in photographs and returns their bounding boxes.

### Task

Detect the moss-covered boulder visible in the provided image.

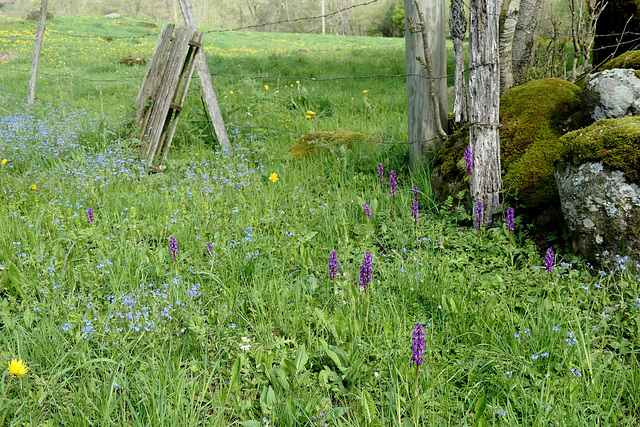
[599,50,640,73]
[26,9,53,20]
[555,117,640,264]
[558,116,640,185]
[120,55,147,66]
[431,78,581,210]
[288,131,379,158]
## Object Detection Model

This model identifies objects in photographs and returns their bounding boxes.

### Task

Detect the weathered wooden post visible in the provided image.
[449,0,468,122]
[469,0,502,227]
[177,0,232,153]
[27,0,48,105]
[404,0,448,167]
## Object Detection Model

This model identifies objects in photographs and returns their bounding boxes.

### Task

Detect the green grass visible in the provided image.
[1,15,640,427]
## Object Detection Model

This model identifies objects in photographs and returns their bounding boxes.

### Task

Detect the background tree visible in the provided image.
[511,0,545,84]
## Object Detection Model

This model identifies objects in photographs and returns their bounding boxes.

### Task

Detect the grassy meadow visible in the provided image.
[1,15,640,426]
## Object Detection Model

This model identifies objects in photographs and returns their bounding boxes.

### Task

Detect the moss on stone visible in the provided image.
[433,126,469,183]
[432,78,581,208]
[288,131,379,158]
[599,50,640,71]
[558,116,640,184]
[499,78,581,207]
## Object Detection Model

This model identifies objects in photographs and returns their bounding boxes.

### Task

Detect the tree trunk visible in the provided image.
[27,0,48,105]
[511,0,545,84]
[404,0,448,167]
[498,0,521,92]
[469,0,502,227]
[449,0,468,123]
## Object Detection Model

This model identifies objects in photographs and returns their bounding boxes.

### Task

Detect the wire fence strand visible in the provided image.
[1,30,637,85]
[225,122,467,146]
[1,1,637,148]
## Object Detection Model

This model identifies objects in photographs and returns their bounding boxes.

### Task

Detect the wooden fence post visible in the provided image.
[404,0,448,167]
[469,0,502,227]
[177,0,232,153]
[27,0,48,105]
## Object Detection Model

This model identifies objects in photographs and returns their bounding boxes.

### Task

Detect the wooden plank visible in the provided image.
[137,25,175,139]
[178,0,232,153]
[160,32,203,166]
[145,27,194,165]
[174,32,202,107]
[136,24,174,121]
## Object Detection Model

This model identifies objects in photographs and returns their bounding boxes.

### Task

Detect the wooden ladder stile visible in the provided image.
[133,22,227,171]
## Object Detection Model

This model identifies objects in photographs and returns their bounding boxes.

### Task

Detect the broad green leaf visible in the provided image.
[294,344,308,373]
[228,355,242,392]
[474,394,486,424]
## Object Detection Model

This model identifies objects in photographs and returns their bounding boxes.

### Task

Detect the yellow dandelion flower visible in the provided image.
[229,90,234,94]
[30,184,37,190]
[269,173,279,182]
[8,358,29,376]
[363,90,369,94]
[264,85,269,90]
[1,159,7,165]
[307,110,315,116]
[305,115,312,119]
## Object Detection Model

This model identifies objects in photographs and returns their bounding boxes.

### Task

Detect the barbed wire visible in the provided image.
[210,72,453,81]
[0,1,380,42]
[2,30,636,85]
[0,32,36,39]
[458,0,640,40]
[225,121,466,146]
[516,35,640,63]
[0,28,156,41]
[203,0,380,34]
[0,67,145,82]
[1,0,637,49]
[43,28,157,40]
[210,33,640,82]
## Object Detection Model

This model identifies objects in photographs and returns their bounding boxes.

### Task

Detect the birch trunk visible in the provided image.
[498,0,521,92]
[404,0,448,167]
[511,0,545,83]
[469,0,502,227]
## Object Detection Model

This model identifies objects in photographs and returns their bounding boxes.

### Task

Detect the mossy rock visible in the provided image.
[430,126,470,201]
[558,116,640,184]
[432,78,581,210]
[500,78,581,207]
[598,50,640,79]
[119,55,147,66]
[26,10,53,20]
[288,131,379,158]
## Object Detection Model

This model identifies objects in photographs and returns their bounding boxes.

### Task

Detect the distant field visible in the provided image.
[0,15,417,147]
